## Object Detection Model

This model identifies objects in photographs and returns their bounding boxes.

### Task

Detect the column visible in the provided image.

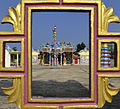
[52,54,54,66]
[63,53,66,65]
[61,53,62,66]
[43,53,44,65]
[41,56,43,65]
[49,53,51,65]
[17,53,19,67]
[71,52,73,65]
[12,55,14,66]
[56,56,59,65]
[13,54,15,66]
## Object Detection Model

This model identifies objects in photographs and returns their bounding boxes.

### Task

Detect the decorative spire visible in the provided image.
[52,25,58,66]
[53,25,56,40]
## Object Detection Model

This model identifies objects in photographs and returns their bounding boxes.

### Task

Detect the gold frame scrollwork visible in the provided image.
[98,75,120,108]
[0,0,120,109]
[0,75,24,109]
[1,2,22,32]
[101,2,120,34]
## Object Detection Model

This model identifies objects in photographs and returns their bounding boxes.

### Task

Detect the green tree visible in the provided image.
[81,42,86,50]
[76,43,81,52]
[76,42,86,52]
[12,47,17,51]
[12,47,17,59]
[108,43,114,59]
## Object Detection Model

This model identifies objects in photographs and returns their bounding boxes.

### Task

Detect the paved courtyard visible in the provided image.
[0,64,120,108]
[32,65,90,98]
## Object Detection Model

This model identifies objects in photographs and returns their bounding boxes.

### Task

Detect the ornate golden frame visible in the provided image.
[0,0,120,109]
[28,6,94,103]
[98,39,120,71]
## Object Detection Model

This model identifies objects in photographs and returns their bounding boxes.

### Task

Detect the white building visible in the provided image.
[5,46,11,67]
[79,48,89,65]
[5,46,21,68]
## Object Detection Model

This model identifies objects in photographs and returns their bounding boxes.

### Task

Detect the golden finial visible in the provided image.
[103,43,108,48]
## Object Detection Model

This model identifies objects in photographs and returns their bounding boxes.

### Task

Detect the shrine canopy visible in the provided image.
[41,42,75,53]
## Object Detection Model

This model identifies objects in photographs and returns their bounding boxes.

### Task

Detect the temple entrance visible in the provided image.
[66,52,72,64]
[32,12,90,98]
[43,53,49,64]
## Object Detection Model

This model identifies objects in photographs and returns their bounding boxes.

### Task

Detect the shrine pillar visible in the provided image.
[49,53,51,65]
[61,53,62,66]
[17,53,19,67]
[63,53,66,65]
[43,53,44,65]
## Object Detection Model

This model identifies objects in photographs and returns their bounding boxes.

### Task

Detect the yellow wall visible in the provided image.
[79,51,89,56]
[32,51,39,55]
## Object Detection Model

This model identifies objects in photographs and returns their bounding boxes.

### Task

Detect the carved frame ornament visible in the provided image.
[0,0,120,109]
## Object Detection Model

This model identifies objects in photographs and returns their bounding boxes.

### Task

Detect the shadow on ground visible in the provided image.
[0,80,13,96]
[0,80,120,109]
[32,80,90,98]
[102,91,120,109]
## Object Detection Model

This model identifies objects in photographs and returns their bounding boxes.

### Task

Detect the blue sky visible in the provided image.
[6,42,21,51]
[0,0,120,49]
[32,12,89,49]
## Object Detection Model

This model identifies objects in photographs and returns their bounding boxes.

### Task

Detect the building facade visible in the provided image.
[39,42,76,66]
[79,49,89,65]
[5,46,21,68]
